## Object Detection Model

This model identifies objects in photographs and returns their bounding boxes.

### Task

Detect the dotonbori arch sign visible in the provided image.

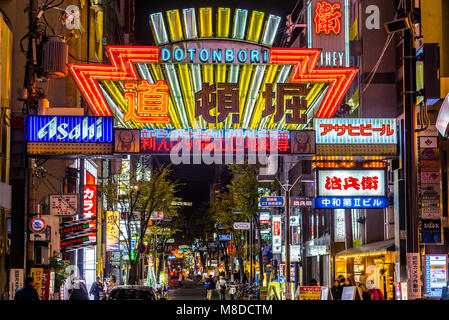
[68,7,357,131]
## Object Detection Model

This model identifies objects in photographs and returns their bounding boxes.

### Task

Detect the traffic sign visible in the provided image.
[138,243,147,254]
[259,196,285,207]
[233,222,251,230]
[29,217,46,233]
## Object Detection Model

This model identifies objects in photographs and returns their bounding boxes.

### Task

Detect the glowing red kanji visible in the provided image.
[360,124,372,136]
[361,176,379,190]
[348,124,360,136]
[123,80,170,124]
[343,177,360,190]
[314,1,342,35]
[320,124,333,135]
[325,176,342,190]
[334,124,347,136]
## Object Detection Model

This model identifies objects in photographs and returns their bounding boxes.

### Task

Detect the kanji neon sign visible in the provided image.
[317,169,387,197]
[314,0,342,35]
[123,80,170,124]
[69,47,357,125]
[315,119,397,144]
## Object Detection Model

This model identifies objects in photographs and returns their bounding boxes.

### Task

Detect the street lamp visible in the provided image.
[258,173,314,300]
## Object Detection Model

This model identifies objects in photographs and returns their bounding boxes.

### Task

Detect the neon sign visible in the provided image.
[123,80,170,124]
[68,8,357,129]
[317,169,387,197]
[315,118,397,144]
[159,40,270,64]
[140,129,291,154]
[83,185,97,219]
[28,116,113,143]
[315,197,388,208]
[314,1,342,35]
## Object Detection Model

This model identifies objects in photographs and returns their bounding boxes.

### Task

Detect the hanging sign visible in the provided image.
[272,215,282,254]
[106,211,120,252]
[50,194,78,216]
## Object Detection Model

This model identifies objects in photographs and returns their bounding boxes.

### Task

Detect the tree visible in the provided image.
[101,159,180,285]
[211,164,274,285]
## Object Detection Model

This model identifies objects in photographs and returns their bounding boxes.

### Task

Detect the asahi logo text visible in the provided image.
[37,117,103,141]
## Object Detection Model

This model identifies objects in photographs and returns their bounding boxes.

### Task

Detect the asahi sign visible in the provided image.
[28,116,113,143]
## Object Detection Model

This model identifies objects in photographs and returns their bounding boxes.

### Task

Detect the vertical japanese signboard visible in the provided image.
[42,269,51,300]
[8,269,23,300]
[418,127,443,244]
[30,267,44,299]
[83,185,97,219]
[308,0,349,67]
[106,211,120,252]
[406,253,421,300]
[272,215,282,254]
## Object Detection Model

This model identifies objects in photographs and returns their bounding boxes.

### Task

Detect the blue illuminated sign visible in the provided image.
[219,235,231,241]
[167,255,176,260]
[28,116,113,143]
[260,196,285,207]
[314,197,388,209]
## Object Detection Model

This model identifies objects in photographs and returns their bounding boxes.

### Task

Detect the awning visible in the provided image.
[335,239,395,257]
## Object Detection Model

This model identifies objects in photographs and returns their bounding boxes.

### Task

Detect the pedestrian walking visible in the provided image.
[178,272,183,288]
[217,276,227,300]
[331,279,342,300]
[358,283,371,300]
[89,277,105,300]
[13,277,39,300]
[205,275,215,300]
[106,275,118,295]
[69,279,89,300]
[228,281,237,300]
[366,280,385,300]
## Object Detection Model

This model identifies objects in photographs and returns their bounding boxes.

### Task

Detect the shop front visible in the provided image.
[334,239,396,299]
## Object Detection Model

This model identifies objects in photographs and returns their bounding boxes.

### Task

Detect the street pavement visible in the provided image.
[167,278,220,300]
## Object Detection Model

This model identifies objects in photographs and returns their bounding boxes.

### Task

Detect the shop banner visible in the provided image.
[41,269,51,300]
[406,253,421,300]
[424,255,448,298]
[8,269,23,300]
[298,286,322,300]
[30,268,44,299]
[272,216,282,254]
[106,211,120,252]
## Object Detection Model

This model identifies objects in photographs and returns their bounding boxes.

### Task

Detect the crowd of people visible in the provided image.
[203,274,258,300]
[13,275,119,300]
[330,275,385,300]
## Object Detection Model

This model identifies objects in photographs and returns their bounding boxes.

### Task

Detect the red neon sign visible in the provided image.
[123,80,170,124]
[83,185,97,219]
[314,1,342,35]
[69,46,357,120]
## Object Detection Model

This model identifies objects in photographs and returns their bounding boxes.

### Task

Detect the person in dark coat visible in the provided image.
[14,277,39,300]
[68,279,89,300]
[89,277,104,300]
[331,279,342,300]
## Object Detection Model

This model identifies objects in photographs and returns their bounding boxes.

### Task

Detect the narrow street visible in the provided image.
[167,279,220,300]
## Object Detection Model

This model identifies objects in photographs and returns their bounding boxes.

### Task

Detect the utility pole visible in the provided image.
[403,0,420,297]
[284,182,291,300]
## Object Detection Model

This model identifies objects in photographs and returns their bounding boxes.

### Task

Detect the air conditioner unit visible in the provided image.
[42,36,68,79]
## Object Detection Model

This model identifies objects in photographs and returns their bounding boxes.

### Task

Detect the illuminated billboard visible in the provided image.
[28,116,113,143]
[315,118,397,144]
[69,7,357,130]
[317,169,387,197]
